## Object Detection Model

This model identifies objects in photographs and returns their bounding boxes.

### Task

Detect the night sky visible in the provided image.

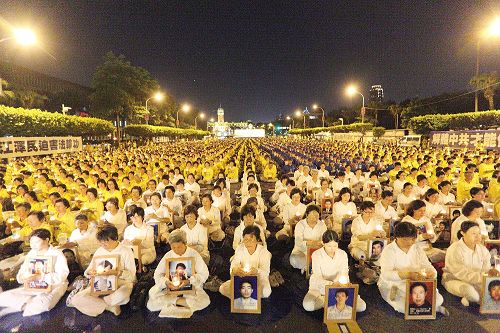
[1,1,499,122]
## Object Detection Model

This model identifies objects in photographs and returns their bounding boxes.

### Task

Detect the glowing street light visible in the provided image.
[145,92,164,125]
[345,85,365,123]
[295,109,306,128]
[195,112,205,130]
[13,28,36,46]
[312,104,325,128]
[286,115,295,129]
[177,103,191,128]
[474,17,500,112]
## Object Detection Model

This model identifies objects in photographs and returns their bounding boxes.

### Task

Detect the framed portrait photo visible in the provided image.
[321,198,334,220]
[230,274,261,314]
[341,219,353,242]
[480,274,500,314]
[367,239,387,260]
[323,284,358,324]
[90,254,120,296]
[404,279,437,320]
[165,257,195,295]
[484,220,499,240]
[306,245,322,278]
[447,206,462,220]
[24,256,53,292]
[484,240,500,266]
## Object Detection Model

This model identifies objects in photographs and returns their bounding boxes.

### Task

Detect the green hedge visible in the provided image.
[124,124,210,138]
[0,105,115,137]
[408,110,500,134]
[372,126,386,138]
[289,122,374,135]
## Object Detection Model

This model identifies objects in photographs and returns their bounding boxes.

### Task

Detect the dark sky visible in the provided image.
[1,1,499,122]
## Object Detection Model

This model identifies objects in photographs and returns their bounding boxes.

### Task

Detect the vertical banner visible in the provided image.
[0,137,83,158]
[430,130,499,150]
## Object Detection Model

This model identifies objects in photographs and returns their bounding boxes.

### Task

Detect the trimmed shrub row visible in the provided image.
[288,122,374,135]
[408,110,500,134]
[124,124,209,138]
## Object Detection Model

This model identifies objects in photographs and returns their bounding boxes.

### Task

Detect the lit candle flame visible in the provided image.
[347,210,352,216]
[96,266,105,274]
[172,276,180,287]
[338,274,348,285]
[243,264,251,273]
[296,212,301,217]
[375,224,383,231]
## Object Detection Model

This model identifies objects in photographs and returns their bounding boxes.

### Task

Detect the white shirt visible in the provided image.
[276,192,292,212]
[442,238,491,287]
[161,196,184,218]
[69,226,99,267]
[397,193,416,213]
[307,178,322,193]
[318,169,330,179]
[123,198,148,212]
[85,244,136,283]
[292,219,327,254]
[332,178,350,193]
[231,243,271,280]
[233,222,267,251]
[374,201,398,221]
[332,201,358,222]
[180,222,209,259]
[393,179,405,196]
[103,209,127,237]
[309,247,349,295]
[241,195,266,212]
[412,185,430,199]
[450,215,488,244]
[438,192,456,205]
[424,201,445,220]
[281,202,307,224]
[185,181,201,197]
[17,246,69,288]
[212,193,231,216]
[350,215,384,249]
[350,175,365,188]
[123,223,156,258]
[401,215,437,250]
[154,247,208,290]
[197,205,222,226]
[378,242,435,293]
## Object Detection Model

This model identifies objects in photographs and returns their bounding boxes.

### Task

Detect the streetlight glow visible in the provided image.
[153,92,164,101]
[182,103,191,112]
[199,113,205,119]
[295,110,302,117]
[312,104,318,110]
[488,18,500,36]
[13,28,36,46]
[286,116,291,120]
[346,85,358,97]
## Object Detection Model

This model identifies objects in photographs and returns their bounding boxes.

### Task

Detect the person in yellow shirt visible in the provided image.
[262,162,277,181]
[201,161,215,184]
[456,170,480,203]
[405,168,418,185]
[50,198,75,239]
[105,179,124,208]
[226,160,239,182]
[81,188,105,220]
[478,157,495,179]
[19,210,54,241]
[487,172,499,203]
[23,191,43,212]
[388,163,402,182]
[57,183,73,202]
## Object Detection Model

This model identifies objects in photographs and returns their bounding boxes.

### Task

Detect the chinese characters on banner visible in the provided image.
[0,137,83,158]
[430,130,499,150]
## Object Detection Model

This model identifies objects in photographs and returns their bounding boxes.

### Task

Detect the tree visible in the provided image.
[388,104,403,129]
[16,90,48,109]
[470,72,498,110]
[0,79,16,106]
[90,52,159,121]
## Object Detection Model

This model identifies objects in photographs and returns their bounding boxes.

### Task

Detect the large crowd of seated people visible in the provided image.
[0,137,498,320]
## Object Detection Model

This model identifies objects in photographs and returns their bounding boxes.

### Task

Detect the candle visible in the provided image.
[96,266,105,274]
[487,208,493,213]
[172,276,181,287]
[201,215,206,220]
[375,224,383,231]
[7,217,14,224]
[338,274,348,285]
[420,269,427,278]
[295,212,301,217]
[427,228,435,235]
[243,263,251,273]
[50,216,56,221]
[440,209,446,215]
[481,230,488,236]
[347,210,352,216]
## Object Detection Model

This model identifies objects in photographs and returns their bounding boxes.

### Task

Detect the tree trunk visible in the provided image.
[487,95,494,110]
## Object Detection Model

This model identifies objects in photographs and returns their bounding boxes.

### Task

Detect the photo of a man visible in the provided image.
[481,278,500,312]
[327,288,354,320]
[233,278,258,310]
[370,240,385,259]
[408,282,432,316]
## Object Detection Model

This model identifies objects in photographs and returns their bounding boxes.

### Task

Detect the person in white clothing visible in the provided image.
[184,173,201,205]
[64,214,99,268]
[240,183,266,213]
[374,190,398,222]
[450,200,488,244]
[423,188,446,221]
[123,186,147,214]
[318,163,330,180]
[122,207,156,265]
[161,186,184,229]
[147,229,210,318]
[331,188,358,233]
[442,221,496,307]
[212,185,231,228]
[0,228,69,317]
[378,222,448,316]
[412,175,430,199]
[315,178,334,206]
[102,198,127,238]
[303,230,366,313]
[396,183,416,215]
[332,172,351,194]
[437,181,456,205]
[275,188,306,240]
[290,205,327,271]
[270,175,289,204]
[246,197,267,231]
[392,171,407,197]
[180,205,209,264]
[401,200,445,263]
[220,225,272,299]
[233,205,267,251]
[349,201,385,261]
[144,192,171,242]
[69,225,136,317]
[198,193,225,241]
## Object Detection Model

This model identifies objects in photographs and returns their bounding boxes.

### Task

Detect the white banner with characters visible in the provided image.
[0,136,83,158]
[430,130,499,150]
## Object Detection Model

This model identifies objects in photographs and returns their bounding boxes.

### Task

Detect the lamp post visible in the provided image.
[145,92,164,125]
[346,85,365,123]
[195,113,205,130]
[207,117,214,131]
[177,103,190,128]
[474,18,500,112]
[339,117,344,126]
[295,109,305,128]
[0,28,37,95]
[286,116,294,129]
[312,104,325,127]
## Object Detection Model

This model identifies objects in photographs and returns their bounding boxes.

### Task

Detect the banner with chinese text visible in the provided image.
[430,130,499,150]
[0,137,83,158]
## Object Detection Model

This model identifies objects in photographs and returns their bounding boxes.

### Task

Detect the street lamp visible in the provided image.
[195,113,205,130]
[312,104,325,128]
[474,18,500,112]
[177,103,190,128]
[286,115,295,129]
[339,117,344,126]
[0,27,37,95]
[346,85,365,123]
[295,109,305,128]
[145,92,164,125]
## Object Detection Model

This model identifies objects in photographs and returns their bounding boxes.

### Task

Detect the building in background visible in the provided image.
[369,85,384,104]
